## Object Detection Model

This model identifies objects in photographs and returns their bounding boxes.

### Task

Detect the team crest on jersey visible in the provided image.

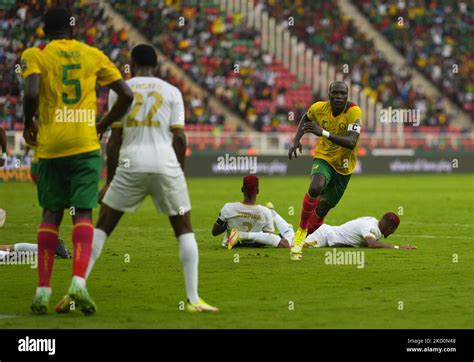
[321,120,328,129]
[338,123,347,131]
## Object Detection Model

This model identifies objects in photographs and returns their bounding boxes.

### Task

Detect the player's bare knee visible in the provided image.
[42,209,63,225]
[169,212,193,238]
[316,200,332,217]
[308,183,324,198]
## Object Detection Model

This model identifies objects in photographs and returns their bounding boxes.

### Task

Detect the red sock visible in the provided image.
[38,224,59,287]
[308,211,325,234]
[72,218,94,278]
[299,193,319,229]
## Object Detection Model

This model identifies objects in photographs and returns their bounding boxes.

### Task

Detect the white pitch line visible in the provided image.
[394,234,474,240]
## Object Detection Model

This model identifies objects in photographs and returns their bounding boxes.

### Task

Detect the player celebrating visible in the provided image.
[268,206,416,250]
[21,8,134,314]
[288,81,362,260]
[56,44,218,313]
[212,175,291,249]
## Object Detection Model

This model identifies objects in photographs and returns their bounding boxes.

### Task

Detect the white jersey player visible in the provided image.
[267,208,416,259]
[54,44,218,313]
[212,175,291,249]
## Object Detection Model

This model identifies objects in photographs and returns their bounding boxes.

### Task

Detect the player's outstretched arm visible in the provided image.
[97,79,134,136]
[365,235,416,249]
[172,127,187,171]
[288,113,311,159]
[22,74,40,146]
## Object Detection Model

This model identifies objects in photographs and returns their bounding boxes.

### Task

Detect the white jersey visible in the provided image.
[218,202,274,233]
[308,216,382,248]
[108,76,185,175]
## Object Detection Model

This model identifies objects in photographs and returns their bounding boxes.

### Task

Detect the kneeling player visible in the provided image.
[212,175,292,249]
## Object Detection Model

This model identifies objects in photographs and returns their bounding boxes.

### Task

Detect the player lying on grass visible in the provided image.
[231,205,416,255]
[0,240,70,260]
[212,175,292,249]
[55,44,218,313]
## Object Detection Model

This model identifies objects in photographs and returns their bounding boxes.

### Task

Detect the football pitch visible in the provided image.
[0,174,473,329]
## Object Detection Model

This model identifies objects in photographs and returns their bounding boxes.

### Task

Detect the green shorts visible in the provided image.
[30,162,38,183]
[310,158,351,208]
[37,150,101,212]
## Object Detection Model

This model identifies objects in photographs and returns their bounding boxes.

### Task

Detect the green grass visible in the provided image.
[0,174,473,329]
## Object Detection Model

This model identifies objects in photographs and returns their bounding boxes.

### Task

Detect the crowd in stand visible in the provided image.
[261,0,457,127]
[0,0,223,131]
[1,0,471,133]
[355,0,473,116]
[112,0,301,131]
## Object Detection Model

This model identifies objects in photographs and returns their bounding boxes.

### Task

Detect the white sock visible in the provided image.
[240,231,281,247]
[271,210,295,245]
[85,228,107,279]
[36,286,52,296]
[72,275,86,288]
[0,250,8,261]
[178,233,199,304]
[14,243,38,252]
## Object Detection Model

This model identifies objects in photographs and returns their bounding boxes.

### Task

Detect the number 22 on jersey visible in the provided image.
[126,91,163,128]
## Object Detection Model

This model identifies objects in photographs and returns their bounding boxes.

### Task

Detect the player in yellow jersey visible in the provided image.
[21,8,134,314]
[288,81,362,260]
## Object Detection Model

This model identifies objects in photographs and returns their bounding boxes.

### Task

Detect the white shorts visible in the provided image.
[305,224,333,247]
[103,169,191,216]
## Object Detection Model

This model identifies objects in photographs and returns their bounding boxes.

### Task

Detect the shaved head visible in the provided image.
[328,81,348,93]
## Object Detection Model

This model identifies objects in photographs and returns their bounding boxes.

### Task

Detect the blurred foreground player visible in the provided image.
[21,8,133,314]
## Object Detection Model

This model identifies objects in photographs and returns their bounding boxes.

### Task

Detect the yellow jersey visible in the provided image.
[21,39,122,158]
[307,100,362,175]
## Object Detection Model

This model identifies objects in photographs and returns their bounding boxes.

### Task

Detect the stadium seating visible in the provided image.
[261,0,460,127]
[355,0,473,115]
[0,1,222,131]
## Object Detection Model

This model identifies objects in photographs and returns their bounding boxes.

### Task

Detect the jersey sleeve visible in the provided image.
[346,106,362,134]
[96,49,123,87]
[107,90,123,128]
[306,101,322,123]
[170,88,185,130]
[262,208,275,233]
[361,220,378,240]
[20,48,42,79]
[218,204,230,223]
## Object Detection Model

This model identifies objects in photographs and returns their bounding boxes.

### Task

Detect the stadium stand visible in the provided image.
[355,0,473,115]
[0,1,224,131]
